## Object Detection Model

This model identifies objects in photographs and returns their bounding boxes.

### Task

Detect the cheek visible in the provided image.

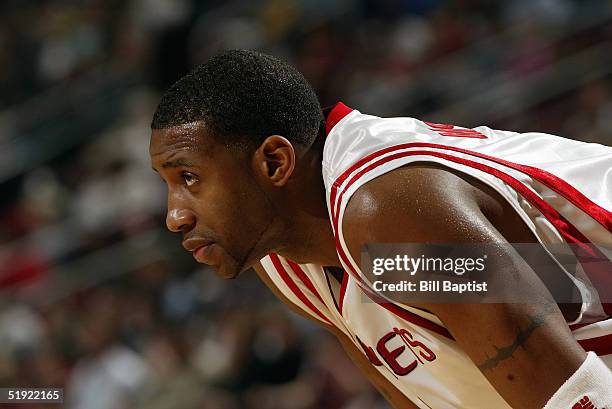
[231,184,270,226]
[198,178,268,235]
[221,182,272,239]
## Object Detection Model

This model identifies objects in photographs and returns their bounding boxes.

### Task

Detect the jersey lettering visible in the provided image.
[572,395,599,409]
[356,336,384,366]
[394,327,437,362]
[424,121,487,139]
[359,327,437,376]
[377,331,419,375]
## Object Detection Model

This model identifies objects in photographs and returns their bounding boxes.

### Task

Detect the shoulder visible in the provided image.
[343,163,489,246]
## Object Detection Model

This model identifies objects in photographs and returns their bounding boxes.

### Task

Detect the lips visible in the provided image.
[182,238,213,252]
[192,243,216,264]
[182,238,216,264]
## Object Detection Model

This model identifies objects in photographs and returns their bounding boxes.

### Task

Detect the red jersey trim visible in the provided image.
[411,143,611,232]
[330,142,611,235]
[269,253,333,325]
[325,102,354,135]
[285,259,328,306]
[371,293,454,339]
[577,333,612,356]
[570,322,592,331]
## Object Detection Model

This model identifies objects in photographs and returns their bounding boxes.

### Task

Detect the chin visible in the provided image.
[213,251,260,280]
[213,263,243,280]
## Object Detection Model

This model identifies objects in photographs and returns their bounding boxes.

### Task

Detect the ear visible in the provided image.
[252,135,296,187]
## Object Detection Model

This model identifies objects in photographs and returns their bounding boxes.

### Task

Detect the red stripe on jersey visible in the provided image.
[269,253,333,325]
[325,102,354,135]
[286,260,318,296]
[570,322,594,331]
[331,148,611,319]
[359,280,454,339]
[331,142,611,234]
[286,259,327,306]
[404,142,611,232]
[577,334,612,356]
[339,270,349,314]
[376,299,454,339]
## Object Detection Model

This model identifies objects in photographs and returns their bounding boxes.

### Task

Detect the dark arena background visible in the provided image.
[0,1,611,408]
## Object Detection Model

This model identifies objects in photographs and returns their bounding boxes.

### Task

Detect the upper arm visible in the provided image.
[342,164,587,409]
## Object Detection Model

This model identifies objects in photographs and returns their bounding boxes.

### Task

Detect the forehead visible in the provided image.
[149,121,210,157]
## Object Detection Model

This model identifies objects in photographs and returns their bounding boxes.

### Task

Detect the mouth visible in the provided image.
[192,243,216,264]
[182,239,216,264]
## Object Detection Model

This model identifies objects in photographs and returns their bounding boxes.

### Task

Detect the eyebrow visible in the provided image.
[152,158,196,172]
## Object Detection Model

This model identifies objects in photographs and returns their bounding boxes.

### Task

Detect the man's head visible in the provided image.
[149,49,323,279]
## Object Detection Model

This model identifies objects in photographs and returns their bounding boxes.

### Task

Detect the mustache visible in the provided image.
[181,225,219,241]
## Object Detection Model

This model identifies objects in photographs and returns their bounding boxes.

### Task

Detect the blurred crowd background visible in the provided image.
[1,0,611,408]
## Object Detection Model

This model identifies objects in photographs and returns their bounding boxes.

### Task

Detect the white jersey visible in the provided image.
[259,102,612,408]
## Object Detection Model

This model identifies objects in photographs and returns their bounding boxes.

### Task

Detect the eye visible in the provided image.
[181,171,198,187]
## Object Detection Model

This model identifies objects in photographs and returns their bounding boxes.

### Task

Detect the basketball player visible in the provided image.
[149,50,612,409]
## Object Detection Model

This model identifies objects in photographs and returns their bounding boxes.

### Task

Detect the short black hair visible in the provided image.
[151,49,323,148]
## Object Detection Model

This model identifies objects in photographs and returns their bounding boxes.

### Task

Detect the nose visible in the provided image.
[166,207,196,233]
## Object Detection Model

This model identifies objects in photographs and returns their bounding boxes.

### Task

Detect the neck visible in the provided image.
[277,211,341,267]
[272,135,342,268]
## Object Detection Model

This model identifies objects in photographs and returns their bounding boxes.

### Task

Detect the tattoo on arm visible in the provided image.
[477,303,558,372]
